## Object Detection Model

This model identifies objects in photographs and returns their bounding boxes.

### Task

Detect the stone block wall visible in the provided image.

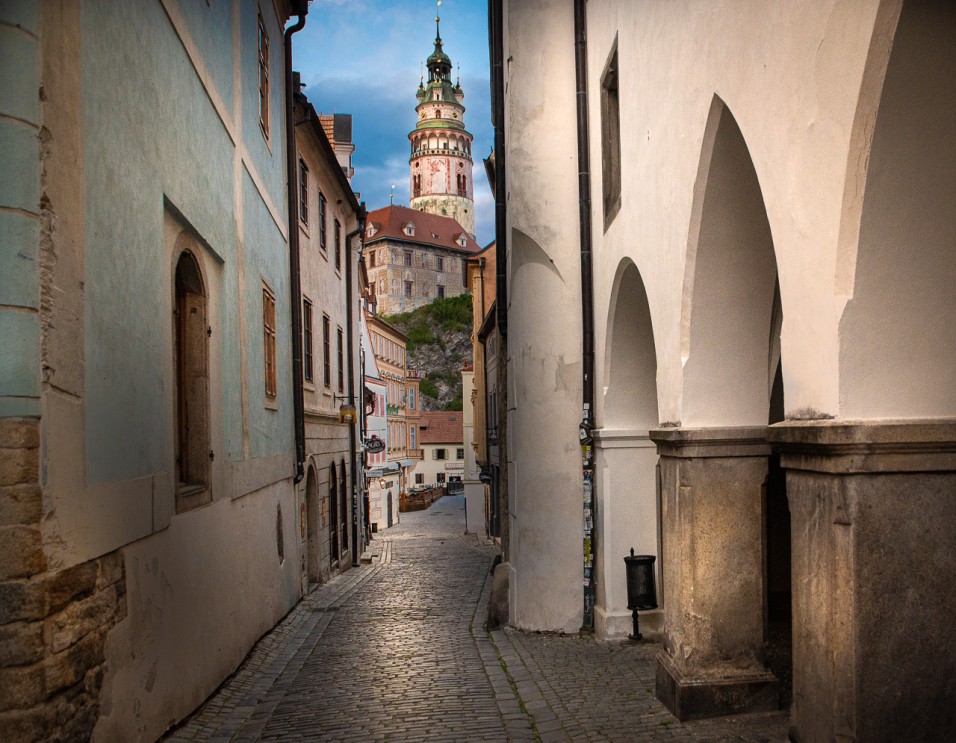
[0,418,127,742]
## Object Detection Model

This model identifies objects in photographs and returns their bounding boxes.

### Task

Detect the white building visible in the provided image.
[360,309,394,533]
[491,1,955,740]
[411,411,465,491]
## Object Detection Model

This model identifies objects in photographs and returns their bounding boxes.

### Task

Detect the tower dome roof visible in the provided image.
[426,16,453,81]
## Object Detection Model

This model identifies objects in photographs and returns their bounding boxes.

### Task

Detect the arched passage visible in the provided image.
[655,98,790,718]
[681,99,780,427]
[604,260,658,430]
[594,260,661,638]
[839,0,956,418]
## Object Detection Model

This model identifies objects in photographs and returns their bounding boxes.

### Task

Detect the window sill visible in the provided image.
[176,483,212,513]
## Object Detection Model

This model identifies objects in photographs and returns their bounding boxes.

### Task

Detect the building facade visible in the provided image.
[364,205,479,315]
[411,411,465,490]
[294,86,363,588]
[409,18,475,237]
[0,2,309,740]
[492,1,955,740]
[365,313,421,529]
[466,245,498,537]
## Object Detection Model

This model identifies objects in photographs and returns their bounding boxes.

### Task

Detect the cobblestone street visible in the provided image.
[165,496,789,742]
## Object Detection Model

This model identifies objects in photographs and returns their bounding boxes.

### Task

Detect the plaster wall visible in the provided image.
[93,480,300,742]
[580,0,885,426]
[593,431,661,639]
[504,0,583,632]
[24,2,303,738]
[0,3,41,419]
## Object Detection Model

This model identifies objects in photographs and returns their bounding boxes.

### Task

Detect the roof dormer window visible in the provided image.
[404,222,415,236]
[457,234,467,247]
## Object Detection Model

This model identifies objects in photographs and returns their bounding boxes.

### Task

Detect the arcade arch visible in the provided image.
[839,0,956,419]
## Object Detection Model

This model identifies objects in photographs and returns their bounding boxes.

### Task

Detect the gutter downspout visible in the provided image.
[573,0,597,632]
[490,0,507,339]
[285,7,308,484]
[347,205,368,566]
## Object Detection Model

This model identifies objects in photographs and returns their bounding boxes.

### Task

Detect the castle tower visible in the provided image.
[408,15,475,238]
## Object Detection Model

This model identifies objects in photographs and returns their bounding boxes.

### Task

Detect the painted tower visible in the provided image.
[409,15,475,238]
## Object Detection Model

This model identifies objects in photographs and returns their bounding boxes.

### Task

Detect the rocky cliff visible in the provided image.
[382,294,472,411]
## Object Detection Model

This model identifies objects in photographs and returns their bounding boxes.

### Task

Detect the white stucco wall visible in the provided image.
[502,0,954,634]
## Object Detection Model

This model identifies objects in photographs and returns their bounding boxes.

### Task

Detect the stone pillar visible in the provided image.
[650,427,778,720]
[769,420,956,743]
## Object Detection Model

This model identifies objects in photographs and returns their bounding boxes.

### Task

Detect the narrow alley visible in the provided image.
[164,496,787,742]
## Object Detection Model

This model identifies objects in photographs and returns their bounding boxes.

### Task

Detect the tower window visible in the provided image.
[601,39,622,228]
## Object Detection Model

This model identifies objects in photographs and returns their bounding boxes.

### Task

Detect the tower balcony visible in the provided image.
[410,147,473,161]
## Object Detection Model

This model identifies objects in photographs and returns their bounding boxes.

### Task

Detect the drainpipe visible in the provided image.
[347,205,368,566]
[285,4,309,484]
[489,0,507,339]
[573,0,597,632]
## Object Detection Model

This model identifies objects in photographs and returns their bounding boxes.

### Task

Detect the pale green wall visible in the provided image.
[0,3,41,418]
[78,0,291,482]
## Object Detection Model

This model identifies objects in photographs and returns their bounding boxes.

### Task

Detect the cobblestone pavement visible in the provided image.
[164,496,789,742]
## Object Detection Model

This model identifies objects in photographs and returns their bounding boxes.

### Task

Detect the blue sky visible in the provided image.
[293,0,495,247]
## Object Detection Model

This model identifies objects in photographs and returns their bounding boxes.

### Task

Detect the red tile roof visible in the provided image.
[418,411,463,444]
[365,205,481,255]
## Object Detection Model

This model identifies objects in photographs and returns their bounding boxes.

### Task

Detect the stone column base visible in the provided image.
[656,652,779,722]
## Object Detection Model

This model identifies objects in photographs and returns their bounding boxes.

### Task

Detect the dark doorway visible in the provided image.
[329,464,339,567]
[766,359,793,708]
[174,250,210,512]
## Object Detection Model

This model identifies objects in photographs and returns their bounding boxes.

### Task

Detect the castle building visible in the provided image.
[364,205,480,315]
[408,17,475,238]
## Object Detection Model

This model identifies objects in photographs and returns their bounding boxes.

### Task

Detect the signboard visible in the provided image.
[338,406,356,423]
[365,437,386,454]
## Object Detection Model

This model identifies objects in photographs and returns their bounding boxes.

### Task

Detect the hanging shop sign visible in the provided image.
[365,437,386,454]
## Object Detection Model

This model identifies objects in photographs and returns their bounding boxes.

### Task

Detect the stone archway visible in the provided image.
[838,1,956,419]
[594,259,661,639]
[655,97,785,721]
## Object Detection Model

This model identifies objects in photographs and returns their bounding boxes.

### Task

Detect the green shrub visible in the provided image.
[419,378,439,398]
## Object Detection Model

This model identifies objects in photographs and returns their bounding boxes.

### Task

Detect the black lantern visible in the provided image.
[623,549,657,641]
